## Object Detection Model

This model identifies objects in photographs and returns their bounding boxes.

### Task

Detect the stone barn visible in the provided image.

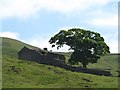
[18,47,66,66]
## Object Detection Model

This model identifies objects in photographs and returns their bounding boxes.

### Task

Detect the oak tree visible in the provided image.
[49,28,110,68]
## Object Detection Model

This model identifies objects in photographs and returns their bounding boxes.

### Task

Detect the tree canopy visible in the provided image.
[49,28,110,68]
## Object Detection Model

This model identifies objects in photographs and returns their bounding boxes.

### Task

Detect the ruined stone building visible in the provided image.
[18,47,65,66]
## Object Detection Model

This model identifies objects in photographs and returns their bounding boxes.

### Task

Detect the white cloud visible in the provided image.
[108,40,118,53]
[89,15,118,27]
[0,0,115,19]
[103,32,118,53]
[0,31,19,39]
[25,37,50,50]
[24,36,70,52]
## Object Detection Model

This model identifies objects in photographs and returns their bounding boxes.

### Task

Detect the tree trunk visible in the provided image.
[82,63,87,68]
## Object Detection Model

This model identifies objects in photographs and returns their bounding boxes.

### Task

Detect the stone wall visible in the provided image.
[48,63,112,76]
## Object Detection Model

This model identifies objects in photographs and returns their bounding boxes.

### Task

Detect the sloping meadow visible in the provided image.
[2,37,119,88]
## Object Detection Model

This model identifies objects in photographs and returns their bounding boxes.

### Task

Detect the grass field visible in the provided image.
[1,37,119,88]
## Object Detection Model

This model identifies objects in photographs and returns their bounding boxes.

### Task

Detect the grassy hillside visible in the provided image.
[2,37,38,58]
[2,37,119,88]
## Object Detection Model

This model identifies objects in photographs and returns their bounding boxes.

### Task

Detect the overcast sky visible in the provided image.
[0,0,119,53]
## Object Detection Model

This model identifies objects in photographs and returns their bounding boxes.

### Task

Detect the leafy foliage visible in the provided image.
[49,28,110,68]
